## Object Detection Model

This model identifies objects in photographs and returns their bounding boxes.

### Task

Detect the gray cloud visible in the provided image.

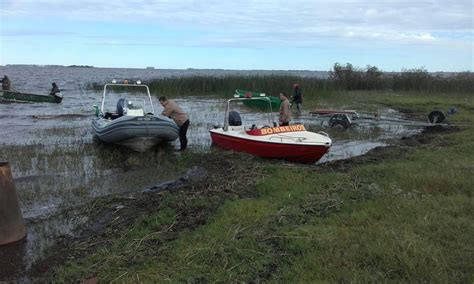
[2,0,472,48]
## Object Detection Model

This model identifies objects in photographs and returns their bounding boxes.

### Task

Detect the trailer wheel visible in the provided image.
[428,110,446,124]
[330,120,349,129]
[328,113,351,130]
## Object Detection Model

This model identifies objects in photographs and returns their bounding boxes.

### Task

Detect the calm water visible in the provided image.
[0,66,422,280]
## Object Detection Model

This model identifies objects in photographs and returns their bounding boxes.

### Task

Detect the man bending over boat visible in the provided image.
[279,92,291,126]
[1,75,11,90]
[159,96,190,151]
[50,82,60,96]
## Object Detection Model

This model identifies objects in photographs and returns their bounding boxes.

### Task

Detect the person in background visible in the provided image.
[292,83,303,113]
[1,75,11,90]
[159,96,190,151]
[279,92,291,126]
[50,82,60,96]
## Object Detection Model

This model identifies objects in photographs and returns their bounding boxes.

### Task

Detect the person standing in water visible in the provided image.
[159,96,190,151]
[279,92,291,126]
[292,83,303,113]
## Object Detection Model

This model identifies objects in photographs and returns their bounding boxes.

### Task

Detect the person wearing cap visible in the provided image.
[1,75,11,90]
[292,83,303,113]
[159,96,190,151]
[279,92,291,126]
[49,82,60,96]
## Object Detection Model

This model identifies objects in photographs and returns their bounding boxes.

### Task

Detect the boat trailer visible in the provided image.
[309,108,458,129]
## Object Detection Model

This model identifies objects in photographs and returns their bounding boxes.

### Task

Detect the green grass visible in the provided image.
[48,90,474,282]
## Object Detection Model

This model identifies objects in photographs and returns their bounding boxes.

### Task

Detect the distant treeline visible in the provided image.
[327,63,473,93]
[88,63,473,97]
[67,65,94,68]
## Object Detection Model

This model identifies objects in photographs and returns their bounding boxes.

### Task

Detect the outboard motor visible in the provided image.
[117,98,126,116]
[228,111,242,126]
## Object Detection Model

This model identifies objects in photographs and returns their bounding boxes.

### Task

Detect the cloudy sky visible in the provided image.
[0,0,472,71]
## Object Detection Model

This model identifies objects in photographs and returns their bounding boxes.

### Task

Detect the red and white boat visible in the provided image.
[209,97,332,163]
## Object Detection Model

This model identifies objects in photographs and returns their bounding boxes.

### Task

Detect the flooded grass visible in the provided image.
[0,137,195,280]
[0,94,427,281]
[4,95,409,222]
[32,90,474,283]
[0,141,192,218]
[2,83,472,282]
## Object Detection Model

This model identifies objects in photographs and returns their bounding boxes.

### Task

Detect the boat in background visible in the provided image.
[92,81,179,152]
[210,96,332,163]
[0,90,62,104]
[235,89,281,111]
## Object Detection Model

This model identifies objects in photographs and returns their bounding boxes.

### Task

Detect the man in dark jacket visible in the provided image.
[292,83,302,113]
[1,75,11,90]
[50,82,60,96]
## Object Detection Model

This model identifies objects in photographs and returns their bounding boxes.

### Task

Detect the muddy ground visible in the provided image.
[25,150,268,281]
[2,124,455,282]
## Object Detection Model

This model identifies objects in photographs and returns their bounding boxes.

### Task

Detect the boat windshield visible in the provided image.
[224,97,275,128]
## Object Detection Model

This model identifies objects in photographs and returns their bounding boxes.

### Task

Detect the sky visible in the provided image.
[0,0,472,71]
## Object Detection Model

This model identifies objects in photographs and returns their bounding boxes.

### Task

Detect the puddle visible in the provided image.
[318,140,387,163]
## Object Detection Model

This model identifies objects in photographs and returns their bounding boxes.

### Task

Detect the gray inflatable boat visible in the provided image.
[92,81,179,151]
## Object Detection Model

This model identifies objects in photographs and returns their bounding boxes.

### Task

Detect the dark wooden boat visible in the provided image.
[0,90,63,103]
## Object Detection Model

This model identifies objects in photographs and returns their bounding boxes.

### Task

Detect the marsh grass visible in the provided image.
[0,140,192,215]
[86,64,473,99]
[46,90,474,282]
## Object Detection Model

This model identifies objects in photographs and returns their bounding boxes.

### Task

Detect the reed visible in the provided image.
[86,63,473,97]
[143,75,333,98]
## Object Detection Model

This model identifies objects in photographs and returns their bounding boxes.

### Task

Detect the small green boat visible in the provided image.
[235,89,281,111]
[0,90,63,104]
